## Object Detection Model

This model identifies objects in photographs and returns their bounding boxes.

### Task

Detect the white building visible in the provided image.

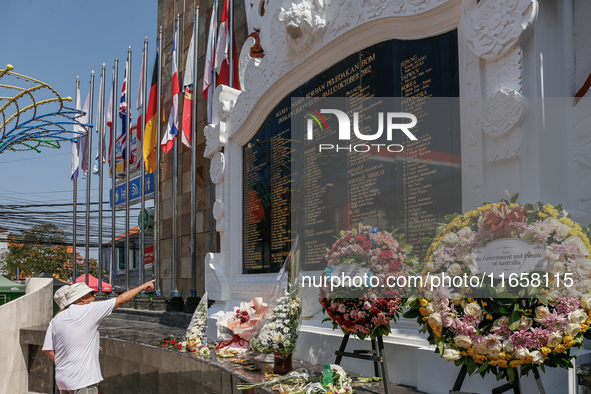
[202,0,591,393]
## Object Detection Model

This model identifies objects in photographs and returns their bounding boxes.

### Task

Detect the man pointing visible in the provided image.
[43,280,155,394]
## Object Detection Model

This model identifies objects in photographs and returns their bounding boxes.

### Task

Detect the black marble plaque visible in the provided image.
[243,31,460,274]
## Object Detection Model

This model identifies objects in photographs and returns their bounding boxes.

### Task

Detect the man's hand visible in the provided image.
[142,280,156,292]
[115,280,157,310]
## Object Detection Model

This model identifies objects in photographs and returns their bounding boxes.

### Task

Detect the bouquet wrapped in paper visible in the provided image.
[251,288,302,354]
[251,238,303,355]
[184,292,209,351]
[215,298,267,353]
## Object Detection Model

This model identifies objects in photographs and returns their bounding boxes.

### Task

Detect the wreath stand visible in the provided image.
[450,364,546,394]
[334,333,390,394]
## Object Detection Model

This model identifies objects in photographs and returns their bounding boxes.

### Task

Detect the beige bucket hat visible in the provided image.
[54,283,94,310]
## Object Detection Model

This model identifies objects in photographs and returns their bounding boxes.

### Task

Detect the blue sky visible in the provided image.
[0,0,158,258]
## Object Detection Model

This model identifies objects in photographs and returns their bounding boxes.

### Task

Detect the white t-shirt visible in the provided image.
[43,298,117,390]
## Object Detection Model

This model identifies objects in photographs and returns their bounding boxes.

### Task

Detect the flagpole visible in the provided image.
[229,0,234,88]
[208,0,218,255]
[155,27,163,296]
[85,71,95,286]
[140,37,148,285]
[73,77,79,281]
[98,64,106,291]
[125,48,132,291]
[172,15,180,297]
[111,59,119,290]
[190,6,199,297]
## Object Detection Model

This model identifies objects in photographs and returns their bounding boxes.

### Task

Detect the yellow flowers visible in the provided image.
[428,322,442,337]
[563,336,577,349]
[554,344,566,353]
[541,347,552,356]
[419,298,428,307]
[509,360,522,368]
[473,354,488,364]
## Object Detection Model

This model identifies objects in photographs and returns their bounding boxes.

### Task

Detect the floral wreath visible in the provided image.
[405,197,591,381]
[319,224,415,339]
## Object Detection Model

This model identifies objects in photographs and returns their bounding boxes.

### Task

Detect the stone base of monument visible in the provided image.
[150,295,168,311]
[135,293,151,310]
[166,296,185,313]
[184,296,201,314]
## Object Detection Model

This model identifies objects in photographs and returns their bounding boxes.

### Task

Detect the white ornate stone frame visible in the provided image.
[203,0,538,303]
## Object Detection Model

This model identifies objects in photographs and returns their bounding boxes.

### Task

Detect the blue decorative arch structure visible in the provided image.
[0,64,89,154]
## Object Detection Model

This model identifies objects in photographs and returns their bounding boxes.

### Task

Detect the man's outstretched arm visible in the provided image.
[114,280,156,310]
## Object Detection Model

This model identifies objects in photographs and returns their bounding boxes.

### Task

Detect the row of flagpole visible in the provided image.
[69,0,239,297]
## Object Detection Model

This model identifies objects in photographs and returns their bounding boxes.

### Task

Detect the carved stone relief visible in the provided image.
[210,152,225,185]
[464,0,537,191]
[485,48,522,95]
[204,86,240,159]
[466,0,537,61]
[479,88,527,162]
[479,88,527,136]
[279,0,327,58]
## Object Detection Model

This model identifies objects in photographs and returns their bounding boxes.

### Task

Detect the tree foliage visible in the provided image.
[3,224,72,280]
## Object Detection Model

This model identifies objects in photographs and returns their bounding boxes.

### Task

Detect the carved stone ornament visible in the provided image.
[487,131,521,162]
[466,0,538,60]
[210,152,225,185]
[213,199,224,220]
[279,0,327,58]
[479,89,527,138]
[203,85,241,158]
[239,36,263,92]
[245,0,269,35]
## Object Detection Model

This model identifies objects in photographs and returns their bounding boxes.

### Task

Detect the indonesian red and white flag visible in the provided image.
[203,0,217,123]
[214,0,240,90]
[161,27,179,154]
[181,28,195,149]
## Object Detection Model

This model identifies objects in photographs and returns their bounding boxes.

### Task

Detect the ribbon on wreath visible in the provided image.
[216,334,246,350]
[483,203,526,239]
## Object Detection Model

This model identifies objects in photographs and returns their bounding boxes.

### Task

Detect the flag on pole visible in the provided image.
[143,55,159,173]
[93,70,105,175]
[133,52,146,169]
[106,71,115,170]
[181,28,195,149]
[119,60,130,167]
[161,27,179,154]
[214,0,240,90]
[71,83,82,180]
[203,0,218,123]
[79,90,91,179]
